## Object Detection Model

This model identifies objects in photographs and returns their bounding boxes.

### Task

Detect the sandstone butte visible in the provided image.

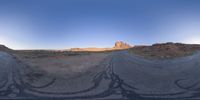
[70,41,133,52]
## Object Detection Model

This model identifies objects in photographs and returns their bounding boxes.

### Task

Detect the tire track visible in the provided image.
[1,51,199,100]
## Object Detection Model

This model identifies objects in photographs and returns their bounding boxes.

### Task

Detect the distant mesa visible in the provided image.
[71,41,133,51]
[114,41,132,49]
[70,47,112,52]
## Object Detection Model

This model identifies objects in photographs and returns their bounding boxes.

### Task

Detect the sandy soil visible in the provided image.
[1,49,200,100]
[19,53,109,79]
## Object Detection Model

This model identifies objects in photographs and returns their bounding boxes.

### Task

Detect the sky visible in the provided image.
[0,0,200,49]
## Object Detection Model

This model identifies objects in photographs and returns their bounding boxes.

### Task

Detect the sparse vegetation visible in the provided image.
[129,42,200,59]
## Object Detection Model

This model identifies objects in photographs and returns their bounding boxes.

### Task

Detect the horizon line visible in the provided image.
[1,42,200,50]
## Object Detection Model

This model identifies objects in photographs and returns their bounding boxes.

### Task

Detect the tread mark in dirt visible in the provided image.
[0,53,198,100]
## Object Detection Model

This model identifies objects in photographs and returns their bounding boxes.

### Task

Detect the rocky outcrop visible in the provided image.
[0,45,11,52]
[129,42,200,59]
[114,41,132,49]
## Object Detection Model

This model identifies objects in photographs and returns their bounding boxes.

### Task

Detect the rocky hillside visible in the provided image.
[0,45,11,52]
[114,41,132,49]
[129,42,200,59]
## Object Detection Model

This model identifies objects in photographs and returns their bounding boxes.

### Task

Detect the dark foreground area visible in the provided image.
[1,49,200,100]
[0,51,200,100]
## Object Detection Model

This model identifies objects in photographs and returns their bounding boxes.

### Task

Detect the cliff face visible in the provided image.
[114,41,132,49]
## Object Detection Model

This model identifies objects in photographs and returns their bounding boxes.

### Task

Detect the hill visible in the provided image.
[129,42,200,59]
[0,45,12,52]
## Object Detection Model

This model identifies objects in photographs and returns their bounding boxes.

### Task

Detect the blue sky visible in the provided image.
[0,0,200,49]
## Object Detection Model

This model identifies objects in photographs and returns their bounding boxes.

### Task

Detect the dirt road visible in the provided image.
[0,51,200,100]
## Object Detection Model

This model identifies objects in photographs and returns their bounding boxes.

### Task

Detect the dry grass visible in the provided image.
[13,49,120,59]
[14,50,111,82]
[3,48,116,83]
[13,50,91,59]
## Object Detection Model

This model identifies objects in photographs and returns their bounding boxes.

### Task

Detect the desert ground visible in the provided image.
[0,43,200,100]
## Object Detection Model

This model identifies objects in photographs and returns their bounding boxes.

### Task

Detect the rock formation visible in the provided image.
[70,41,132,51]
[114,41,132,49]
